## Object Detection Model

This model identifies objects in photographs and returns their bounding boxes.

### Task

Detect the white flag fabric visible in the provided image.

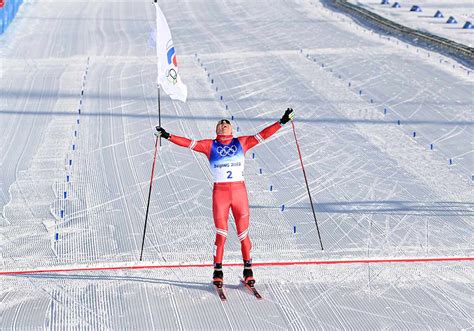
[155,2,187,102]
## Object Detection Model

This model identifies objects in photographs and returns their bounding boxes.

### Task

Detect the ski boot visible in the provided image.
[243,259,255,287]
[213,263,224,288]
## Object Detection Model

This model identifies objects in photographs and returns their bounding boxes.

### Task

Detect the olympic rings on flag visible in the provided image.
[167,68,178,84]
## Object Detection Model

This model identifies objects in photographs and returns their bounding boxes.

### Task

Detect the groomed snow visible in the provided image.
[1,0,473,329]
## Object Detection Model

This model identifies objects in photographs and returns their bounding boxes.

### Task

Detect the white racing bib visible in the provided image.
[210,138,245,183]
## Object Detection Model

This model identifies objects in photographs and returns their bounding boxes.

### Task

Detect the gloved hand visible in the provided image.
[155,126,170,139]
[279,108,294,125]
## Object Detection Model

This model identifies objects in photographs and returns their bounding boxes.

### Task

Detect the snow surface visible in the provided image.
[1,0,473,329]
[347,0,474,47]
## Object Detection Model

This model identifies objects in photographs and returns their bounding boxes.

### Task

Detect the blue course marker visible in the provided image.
[446,16,457,24]
[463,21,473,29]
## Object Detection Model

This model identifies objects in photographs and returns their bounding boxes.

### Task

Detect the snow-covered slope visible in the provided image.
[348,0,474,47]
[1,0,472,329]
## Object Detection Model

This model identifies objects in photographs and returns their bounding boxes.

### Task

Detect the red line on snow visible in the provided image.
[1,257,472,276]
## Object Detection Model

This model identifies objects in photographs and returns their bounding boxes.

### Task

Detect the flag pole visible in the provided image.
[158,84,162,146]
[154,0,161,147]
[291,121,324,250]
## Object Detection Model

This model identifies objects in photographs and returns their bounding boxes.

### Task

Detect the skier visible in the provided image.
[155,108,294,287]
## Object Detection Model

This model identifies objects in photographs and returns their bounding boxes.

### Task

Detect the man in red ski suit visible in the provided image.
[155,108,294,286]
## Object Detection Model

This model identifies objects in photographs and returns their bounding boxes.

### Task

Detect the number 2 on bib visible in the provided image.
[227,171,233,179]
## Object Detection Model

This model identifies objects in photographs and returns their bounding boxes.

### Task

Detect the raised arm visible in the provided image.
[155,126,213,159]
[238,108,295,153]
[238,121,281,153]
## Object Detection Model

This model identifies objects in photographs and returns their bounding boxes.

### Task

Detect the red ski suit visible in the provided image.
[168,121,282,264]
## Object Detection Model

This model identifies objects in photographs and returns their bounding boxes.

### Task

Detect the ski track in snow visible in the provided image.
[0,0,473,329]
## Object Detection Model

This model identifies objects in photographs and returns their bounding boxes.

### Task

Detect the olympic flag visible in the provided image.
[154,1,187,102]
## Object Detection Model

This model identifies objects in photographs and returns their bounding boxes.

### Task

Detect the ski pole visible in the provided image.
[139,133,160,261]
[291,121,324,250]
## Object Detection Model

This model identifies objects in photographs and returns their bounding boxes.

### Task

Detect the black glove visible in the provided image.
[279,108,294,125]
[155,126,170,139]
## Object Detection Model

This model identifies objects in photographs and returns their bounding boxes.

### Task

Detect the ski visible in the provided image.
[240,278,263,300]
[213,283,227,301]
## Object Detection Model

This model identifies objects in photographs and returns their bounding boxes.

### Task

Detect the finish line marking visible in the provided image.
[1,256,472,276]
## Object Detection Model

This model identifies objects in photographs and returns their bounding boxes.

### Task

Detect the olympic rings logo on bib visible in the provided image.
[216,145,238,157]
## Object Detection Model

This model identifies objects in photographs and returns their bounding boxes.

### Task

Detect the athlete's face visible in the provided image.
[216,119,232,135]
